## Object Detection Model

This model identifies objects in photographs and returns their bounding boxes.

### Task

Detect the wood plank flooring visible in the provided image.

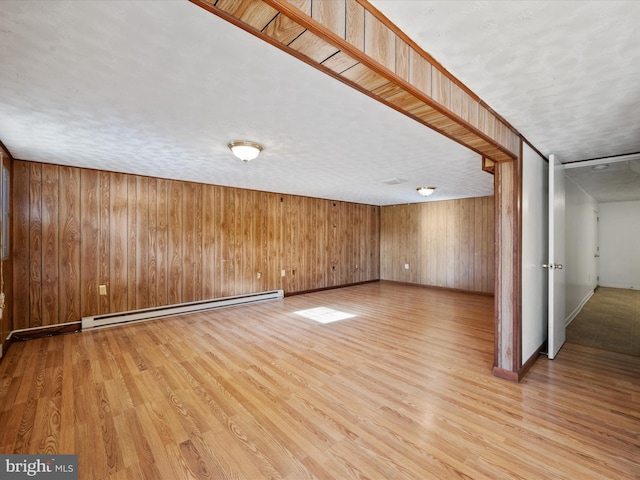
[1,282,639,479]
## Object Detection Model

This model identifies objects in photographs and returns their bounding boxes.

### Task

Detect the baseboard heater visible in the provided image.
[82,289,284,330]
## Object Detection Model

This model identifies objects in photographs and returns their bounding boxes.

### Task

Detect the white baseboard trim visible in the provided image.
[597,283,637,290]
[565,289,594,327]
[82,290,284,330]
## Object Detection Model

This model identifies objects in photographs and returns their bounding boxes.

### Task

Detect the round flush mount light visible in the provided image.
[416,186,436,197]
[228,140,263,163]
[591,164,609,171]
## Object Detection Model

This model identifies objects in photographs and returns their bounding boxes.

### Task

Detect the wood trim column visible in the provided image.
[492,151,523,382]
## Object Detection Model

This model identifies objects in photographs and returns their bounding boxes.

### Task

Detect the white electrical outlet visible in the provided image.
[281,269,286,277]
[404,263,410,270]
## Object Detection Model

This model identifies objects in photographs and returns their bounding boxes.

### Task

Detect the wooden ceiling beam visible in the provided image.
[192,0,520,163]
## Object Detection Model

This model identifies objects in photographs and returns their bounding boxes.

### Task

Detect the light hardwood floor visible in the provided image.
[1,282,639,479]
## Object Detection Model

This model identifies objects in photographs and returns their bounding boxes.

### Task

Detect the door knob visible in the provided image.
[543,263,563,270]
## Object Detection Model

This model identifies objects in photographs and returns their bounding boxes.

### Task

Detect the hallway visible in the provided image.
[566,287,640,356]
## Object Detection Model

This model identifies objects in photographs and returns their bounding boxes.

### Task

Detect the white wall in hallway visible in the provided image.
[598,201,640,289]
[564,178,598,324]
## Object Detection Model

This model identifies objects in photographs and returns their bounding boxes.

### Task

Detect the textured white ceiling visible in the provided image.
[0,0,491,206]
[371,0,640,202]
[1,1,638,204]
[564,154,640,203]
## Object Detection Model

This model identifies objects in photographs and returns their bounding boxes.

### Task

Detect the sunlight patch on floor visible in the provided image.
[294,307,355,323]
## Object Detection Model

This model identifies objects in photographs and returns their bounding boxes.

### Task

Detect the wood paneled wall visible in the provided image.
[12,160,380,330]
[380,196,494,293]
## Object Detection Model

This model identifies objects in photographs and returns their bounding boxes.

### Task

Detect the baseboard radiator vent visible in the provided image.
[82,290,284,330]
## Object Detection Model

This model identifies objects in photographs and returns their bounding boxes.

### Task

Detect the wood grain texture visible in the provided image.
[41,165,59,326]
[12,161,30,330]
[288,30,339,63]
[110,173,128,314]
[364,9,395,71]
[135,176,150,310]
[201,185,215,300]
[126,176,137,312]
[168,180,182,305]
[194,183,204,305]
[58,167,80,324]
[409,47,432,98]
[1,283,638,479]
[340,62,390,91]
[311,0,345,39]
[97,171,110,315]
[431,67,451,110]
[345,0,365,51]
[395,37,410,82]
[263,9,305,45]
[213,185,225,299]
[215,0,278,30]
[80,169,100,317]
[156,179,169,307]
[13,161,381,327]
[29,164,43,327]
[381,197,494,293]
[494,156,522,374]
[321,50,359,74]
[147,179,158,308]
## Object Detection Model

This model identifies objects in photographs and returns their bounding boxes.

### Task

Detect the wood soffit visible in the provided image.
[191,0,520,164]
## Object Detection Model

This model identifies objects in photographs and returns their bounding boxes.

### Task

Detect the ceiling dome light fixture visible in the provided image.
[417,186,436,197]
[228,140,263,163]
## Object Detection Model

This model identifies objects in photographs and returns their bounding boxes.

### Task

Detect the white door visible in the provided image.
[547,153,566,359]
[593,209,600,289]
